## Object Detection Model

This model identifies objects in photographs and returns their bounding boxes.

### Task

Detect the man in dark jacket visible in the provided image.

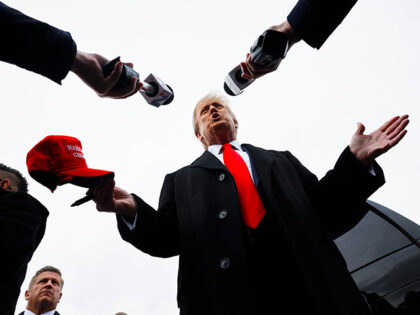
[0,163,49,315]
[92,93,409,315]
[0,1,141,98]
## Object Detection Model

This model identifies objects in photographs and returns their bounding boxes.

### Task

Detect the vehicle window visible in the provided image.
[334,211,412,272]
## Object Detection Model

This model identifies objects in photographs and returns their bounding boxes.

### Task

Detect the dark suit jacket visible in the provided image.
[0,1,77,84]
[117,145,384,315]
[288,0,358,49]
[0,188,49,315]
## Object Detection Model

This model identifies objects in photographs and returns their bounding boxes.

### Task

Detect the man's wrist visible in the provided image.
[70,50,92,76]
[118,194,138,220]
[349,145,372,167]
[270,21,300,45]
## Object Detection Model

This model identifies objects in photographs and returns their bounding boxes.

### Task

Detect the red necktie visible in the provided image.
[222,143,266,229]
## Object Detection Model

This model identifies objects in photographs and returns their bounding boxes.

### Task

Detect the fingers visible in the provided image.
[389,129,408,148]
[240,62,252,79]
[86,187,93,196]
[92,178,116,212]
[387,115,409,139]
[103,61,141,99]
[379,116,400,132]
[108,76,141,99]
[100,61,124,96]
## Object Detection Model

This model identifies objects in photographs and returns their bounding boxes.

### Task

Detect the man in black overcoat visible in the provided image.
[0,163,49,315]
[92,93,409,315]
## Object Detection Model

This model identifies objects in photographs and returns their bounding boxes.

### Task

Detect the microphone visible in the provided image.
[224,30,289,96]
[102,57,174,107]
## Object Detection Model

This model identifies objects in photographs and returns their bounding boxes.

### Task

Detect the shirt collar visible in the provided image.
[24,310,56,315]
[208,139,242,156]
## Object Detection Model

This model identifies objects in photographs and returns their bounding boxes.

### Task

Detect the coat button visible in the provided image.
[218,210,228,219]
[218,173,225,182]
[219,258,230,269]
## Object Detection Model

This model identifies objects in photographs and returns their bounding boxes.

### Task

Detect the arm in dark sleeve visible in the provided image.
[0,193,46,254]
[287,0,358,49]
[0,192,48,315]
[0,1,77,84]
[117,173,179,258]
[285,146,385,239]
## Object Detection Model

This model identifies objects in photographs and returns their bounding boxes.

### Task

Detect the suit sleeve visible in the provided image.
[285,146,385,239]
[117,173,180,258]
[0,1,77,84]
[0,192,46,256]
[287,0,358,49]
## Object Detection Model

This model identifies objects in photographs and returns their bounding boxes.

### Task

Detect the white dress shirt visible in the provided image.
[24,310,56,315]
[207,139,255,183]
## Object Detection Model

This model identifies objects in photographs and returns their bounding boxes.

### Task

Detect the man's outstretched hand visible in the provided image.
[350,115,409,166]
[71,50,142,99]
[90,179,137,220]
[240,21,301,80]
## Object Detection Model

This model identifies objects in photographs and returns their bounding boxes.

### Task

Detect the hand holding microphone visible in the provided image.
[224,22,300,96]
[102,57,174,107]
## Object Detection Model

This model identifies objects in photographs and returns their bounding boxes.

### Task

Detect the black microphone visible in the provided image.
[102,57,174,107]
[224,30,289,96]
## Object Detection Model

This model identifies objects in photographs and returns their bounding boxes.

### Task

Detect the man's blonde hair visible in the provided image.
[193,92,238,149]
[29,266,64,289]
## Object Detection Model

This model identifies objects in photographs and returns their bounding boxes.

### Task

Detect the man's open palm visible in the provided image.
[350,115,409,166]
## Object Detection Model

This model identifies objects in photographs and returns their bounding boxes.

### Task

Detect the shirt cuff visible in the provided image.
[368,163,376,176]
[121,212,138,231]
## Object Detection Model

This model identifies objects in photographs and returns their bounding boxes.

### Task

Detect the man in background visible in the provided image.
[19,266,64,315]
[0,163,49,315]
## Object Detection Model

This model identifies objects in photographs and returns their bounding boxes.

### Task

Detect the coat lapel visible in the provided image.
[241,144,277,205]
[190,150,226,171]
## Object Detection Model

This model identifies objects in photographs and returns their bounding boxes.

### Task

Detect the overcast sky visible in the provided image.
[3,0,419,313]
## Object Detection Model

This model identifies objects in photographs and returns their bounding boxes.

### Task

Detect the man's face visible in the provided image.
[25,271,62,310]
[196,101,238,147]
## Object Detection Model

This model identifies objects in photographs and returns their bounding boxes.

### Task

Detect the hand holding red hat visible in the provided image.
[92,178,137,220]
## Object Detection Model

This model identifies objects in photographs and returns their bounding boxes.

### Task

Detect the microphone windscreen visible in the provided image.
[223,82,235,96]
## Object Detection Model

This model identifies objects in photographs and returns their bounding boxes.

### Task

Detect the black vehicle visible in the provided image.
[335,201,420,314]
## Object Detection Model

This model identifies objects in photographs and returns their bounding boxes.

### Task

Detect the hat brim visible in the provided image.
[57,168,114,188]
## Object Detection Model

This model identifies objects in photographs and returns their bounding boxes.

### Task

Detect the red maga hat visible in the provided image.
[26,135,114,192]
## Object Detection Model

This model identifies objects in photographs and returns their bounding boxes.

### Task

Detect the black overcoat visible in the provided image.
[0,188,49,315]
[118,145,385,315]
[0,1,76,84]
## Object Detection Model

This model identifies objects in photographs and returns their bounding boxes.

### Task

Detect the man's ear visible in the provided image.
[196,132,203,142]
[25,290,30,301]
[0,179,10,190]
